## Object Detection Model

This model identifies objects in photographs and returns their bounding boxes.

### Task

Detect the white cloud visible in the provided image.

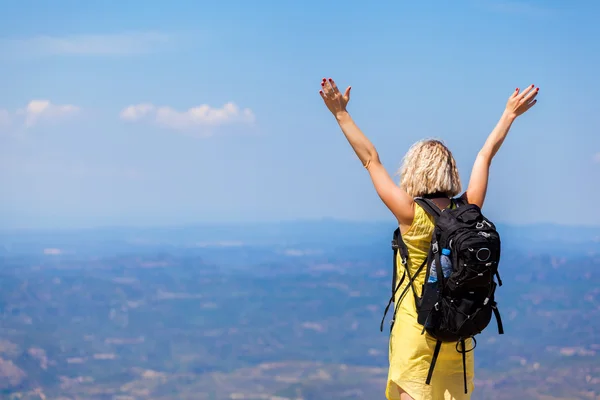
[120,102,255,135]
[120,103,156,121]
[0,32,172,57]
[594,152,600,164]
[0,100,80,132]
[17,100,80,128]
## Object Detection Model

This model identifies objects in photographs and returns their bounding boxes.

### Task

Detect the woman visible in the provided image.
[319,78,538,400]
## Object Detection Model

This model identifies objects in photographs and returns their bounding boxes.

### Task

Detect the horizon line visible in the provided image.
[0,217,599,234]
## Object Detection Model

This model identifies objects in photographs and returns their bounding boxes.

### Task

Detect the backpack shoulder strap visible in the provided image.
[392,227,410,264]
[391,227,410,298]
[414,197,441,220]
[380,228,410,332]
[380,227,427,331]
[453,196,468,208]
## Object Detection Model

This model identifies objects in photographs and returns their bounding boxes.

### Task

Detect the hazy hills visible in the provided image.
[1,219,598,255]
[0,220,598,399]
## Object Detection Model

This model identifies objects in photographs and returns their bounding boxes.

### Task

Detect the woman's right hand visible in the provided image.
[320,78,352,119]
[505,84,539,119]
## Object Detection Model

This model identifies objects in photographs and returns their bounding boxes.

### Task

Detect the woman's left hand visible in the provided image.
[320,78,352,118]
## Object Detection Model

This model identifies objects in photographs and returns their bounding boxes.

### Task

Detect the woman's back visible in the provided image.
[387,202,475,400]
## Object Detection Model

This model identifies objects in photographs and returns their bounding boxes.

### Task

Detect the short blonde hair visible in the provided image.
[398,139,462,198]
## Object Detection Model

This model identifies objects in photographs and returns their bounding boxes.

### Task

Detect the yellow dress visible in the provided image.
[386,203,475,400]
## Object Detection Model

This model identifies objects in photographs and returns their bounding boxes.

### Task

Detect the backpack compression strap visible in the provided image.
[426,338,477,394]
[425,339,442,386]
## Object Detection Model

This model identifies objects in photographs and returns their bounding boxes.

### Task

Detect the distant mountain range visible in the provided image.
[0,220,600,400]
[1,219,598,257]
[0,218,598,399]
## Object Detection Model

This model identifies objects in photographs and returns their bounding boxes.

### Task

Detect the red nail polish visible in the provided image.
[321,82,325,86]
[516,88,519,91]
[536,88,539,91]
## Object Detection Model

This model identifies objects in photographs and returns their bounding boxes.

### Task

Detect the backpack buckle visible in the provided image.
[391,239,399,250]
[432,242,439,253]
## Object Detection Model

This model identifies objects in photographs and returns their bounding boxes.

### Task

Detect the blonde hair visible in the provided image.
[397,139,462,198]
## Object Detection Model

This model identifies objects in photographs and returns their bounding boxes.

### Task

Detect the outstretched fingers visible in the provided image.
[321,77,334,97]
[513,84,539,114]
[318,77,351,116]
[319,78,327,96]
[343,85,352,99]
[517,84,535,100]
[319,88,327,100]
[328,78,341,95]
[523,97,538,112]
[522,86,539,104]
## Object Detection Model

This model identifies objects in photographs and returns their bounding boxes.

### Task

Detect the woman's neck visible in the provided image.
[422,192,449,199]
[421,193,452,210]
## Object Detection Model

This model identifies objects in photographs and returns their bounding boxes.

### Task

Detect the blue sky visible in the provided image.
[1,0,599,229]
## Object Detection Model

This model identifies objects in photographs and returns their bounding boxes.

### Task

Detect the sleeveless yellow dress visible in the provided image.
[385,203,475,400]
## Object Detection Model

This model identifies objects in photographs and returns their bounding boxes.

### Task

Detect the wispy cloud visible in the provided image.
[0,31,173,57]
[19,100,80,128]
[0,100,80,132]
[120,102,255,136]
[120,103,156,121]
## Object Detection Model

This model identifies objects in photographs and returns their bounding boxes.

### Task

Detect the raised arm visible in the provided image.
[462,85,539,208]
[319,78,414,226]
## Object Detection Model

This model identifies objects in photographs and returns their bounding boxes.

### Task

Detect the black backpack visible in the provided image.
[380,196,504,394]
